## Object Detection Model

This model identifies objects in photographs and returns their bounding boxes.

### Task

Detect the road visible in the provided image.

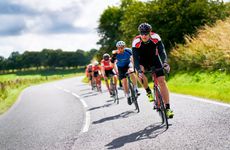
[0,77,229,150]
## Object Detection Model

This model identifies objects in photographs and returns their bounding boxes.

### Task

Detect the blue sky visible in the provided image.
[0,0,229,58]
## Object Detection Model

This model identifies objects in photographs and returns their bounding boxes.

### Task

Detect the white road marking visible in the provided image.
[72,93,88,108]
[172,93,230,108]
[82,111,90,133]
[63,89,70,93]
[55,86,90,133]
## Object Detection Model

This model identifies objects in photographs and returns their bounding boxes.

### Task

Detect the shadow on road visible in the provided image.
[80,88,92,92]
[105,123,167,149]
[106,96,125,103]
[92,110,136,124]
[80,91,99,98]
[88,102,114,111]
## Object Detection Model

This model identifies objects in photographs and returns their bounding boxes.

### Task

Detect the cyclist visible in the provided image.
[132,23,174,118]
[111,41,139,105]
[92,61,102,91]
[85,64,93,84]
[101,53,118,96]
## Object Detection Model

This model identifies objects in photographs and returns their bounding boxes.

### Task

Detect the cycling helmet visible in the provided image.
[94,61,99,66]
[88,63,92,66]
[138,23,152,34]
[103,53,110,61]
[116,41,126,48]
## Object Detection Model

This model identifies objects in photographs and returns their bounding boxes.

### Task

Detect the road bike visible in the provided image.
[109,75,119,104]
[126,72,140,113]
[145,67,169,129]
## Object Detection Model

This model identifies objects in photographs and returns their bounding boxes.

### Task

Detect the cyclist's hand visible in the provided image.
[163,62,170,73]
[138,71,144,79]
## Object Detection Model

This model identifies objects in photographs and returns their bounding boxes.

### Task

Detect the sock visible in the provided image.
[166,104,170,109]
[145,87,151,94]
[134,85,138,91]
[126,92,130,97]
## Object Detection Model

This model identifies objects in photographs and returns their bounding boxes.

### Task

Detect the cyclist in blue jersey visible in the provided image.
[111,41,139,105]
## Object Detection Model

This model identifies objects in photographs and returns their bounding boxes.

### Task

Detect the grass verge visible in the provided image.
[0,69,84,114]
[167,71,230,104]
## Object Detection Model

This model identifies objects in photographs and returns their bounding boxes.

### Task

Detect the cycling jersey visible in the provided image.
[111,48,132,67]
[101,59,113,70]
[92,65,101,72]
[132,32,167,73]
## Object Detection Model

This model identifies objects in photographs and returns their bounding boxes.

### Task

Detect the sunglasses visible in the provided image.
[140,32,150,36]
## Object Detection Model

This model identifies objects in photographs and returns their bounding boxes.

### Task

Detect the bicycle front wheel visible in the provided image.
[129,82,140,113]
[155,86,168,129]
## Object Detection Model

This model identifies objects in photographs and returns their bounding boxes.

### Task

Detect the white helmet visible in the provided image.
[116,41,126,48]
[94,61,99,66]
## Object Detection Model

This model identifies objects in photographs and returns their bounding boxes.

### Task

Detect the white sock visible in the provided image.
[134,85,138,91]
[126,92,130,97]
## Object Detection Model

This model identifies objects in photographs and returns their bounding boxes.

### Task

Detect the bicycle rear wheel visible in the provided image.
[129,82,140,113]
[114,88,119,104]
[155,86,168,129]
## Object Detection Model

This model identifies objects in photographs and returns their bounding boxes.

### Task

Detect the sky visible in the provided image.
[0,0,121,58]
[0,0,229,58]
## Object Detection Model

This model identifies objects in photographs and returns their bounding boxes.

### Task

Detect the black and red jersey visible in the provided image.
[132,32,167,72]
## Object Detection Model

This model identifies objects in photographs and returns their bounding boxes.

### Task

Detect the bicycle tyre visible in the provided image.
[114,88,119,104]
[129,82,140,113]
[155,86,168,129]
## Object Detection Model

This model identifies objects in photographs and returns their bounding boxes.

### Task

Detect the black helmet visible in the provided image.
[103,53,110,61]
[138,23,152,34]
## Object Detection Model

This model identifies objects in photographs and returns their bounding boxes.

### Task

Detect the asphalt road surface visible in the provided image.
[0,77,229,150]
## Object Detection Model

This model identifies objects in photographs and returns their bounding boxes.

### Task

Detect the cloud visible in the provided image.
[0,0,121,58]
[0,0,92,36]
[0,0,37,15]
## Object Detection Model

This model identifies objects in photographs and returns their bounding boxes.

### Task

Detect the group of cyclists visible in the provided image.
[85,23,174,119]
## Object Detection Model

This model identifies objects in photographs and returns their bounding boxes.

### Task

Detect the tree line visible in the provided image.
[96,0,229,60]
[0,49,97,72]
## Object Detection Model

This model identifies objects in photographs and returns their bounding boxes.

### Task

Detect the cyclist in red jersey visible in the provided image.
[101,53,118,96]
[85,64,93,83]
[92,61,102,91]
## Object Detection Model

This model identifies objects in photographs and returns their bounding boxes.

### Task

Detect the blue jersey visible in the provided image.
[112,48,132,67]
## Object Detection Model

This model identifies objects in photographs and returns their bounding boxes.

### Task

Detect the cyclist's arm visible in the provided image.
[132,47,141,73]
[111,50,117,64]
[100,62,106,77]
[157,40,167,64]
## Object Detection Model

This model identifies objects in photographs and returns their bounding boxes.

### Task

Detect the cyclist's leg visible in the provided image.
[104,70,111,93]
[128,67,139,95]
[111,69,118,89]
[155,58,174,118]
[118,66,131,105]
[94,72,100,87]
[138,65,149,88]
[118,67,128,94]
[138,65,154,102]
[157,76,169,104]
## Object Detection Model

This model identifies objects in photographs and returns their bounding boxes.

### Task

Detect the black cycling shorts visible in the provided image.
[140,56,164,77]
[93,71,99,77]
[117,66,129,80]
[105,69,115,77]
